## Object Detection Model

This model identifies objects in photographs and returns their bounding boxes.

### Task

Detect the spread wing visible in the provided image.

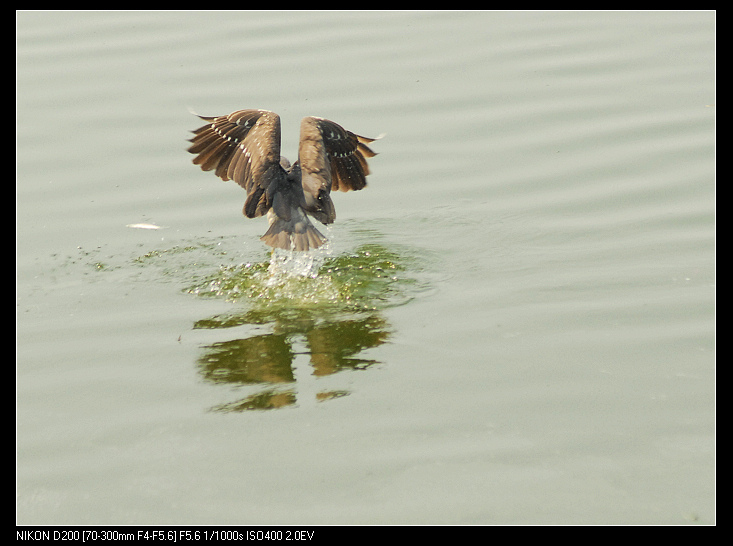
[298,116,378,197]
[187,109,282,217]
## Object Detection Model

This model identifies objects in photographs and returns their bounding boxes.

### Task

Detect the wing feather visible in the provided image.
[187,109,282,199]
[298,117,378,196]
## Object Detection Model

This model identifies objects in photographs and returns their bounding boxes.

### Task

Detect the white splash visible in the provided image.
[266,244,331,282]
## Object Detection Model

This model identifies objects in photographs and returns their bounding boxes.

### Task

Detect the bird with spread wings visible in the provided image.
[187,109,379,251]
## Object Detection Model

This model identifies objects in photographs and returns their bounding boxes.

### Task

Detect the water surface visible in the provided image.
[17,11,715,524]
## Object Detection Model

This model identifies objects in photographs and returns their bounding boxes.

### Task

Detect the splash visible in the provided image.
[184,243,417,312]
[267,246,329,279]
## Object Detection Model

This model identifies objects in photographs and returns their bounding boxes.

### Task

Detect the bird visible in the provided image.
[187,109,378,251]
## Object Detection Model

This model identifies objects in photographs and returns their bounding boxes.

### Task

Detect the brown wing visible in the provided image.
[187,109,282,217]
[298,116,377,198]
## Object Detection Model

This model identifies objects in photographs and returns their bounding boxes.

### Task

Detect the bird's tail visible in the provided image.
[261,209,327,251]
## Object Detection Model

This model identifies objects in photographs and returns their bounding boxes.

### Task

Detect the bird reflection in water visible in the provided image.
[188,244,409,412]
[196,310,389,411]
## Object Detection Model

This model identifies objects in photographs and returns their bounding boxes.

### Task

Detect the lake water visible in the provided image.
[17,11,715,525]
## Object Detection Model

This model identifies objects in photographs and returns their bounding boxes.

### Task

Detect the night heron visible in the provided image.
[187,109,378,251]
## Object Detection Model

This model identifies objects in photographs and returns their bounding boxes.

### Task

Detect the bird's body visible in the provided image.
[187,109,378,251]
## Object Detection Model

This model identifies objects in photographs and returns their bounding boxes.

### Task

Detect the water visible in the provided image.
[17,11,714,524]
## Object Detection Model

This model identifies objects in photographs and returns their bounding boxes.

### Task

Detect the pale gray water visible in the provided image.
[17,11,714,524]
